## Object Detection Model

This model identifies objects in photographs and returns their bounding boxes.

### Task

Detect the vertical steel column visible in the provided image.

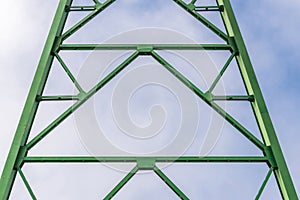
[216,0,298,199]
[0,0,72,199]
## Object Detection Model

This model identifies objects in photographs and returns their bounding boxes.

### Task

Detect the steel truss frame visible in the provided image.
[0,0,297,199]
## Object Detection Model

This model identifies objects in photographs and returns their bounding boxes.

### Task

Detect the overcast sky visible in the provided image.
[0,0,299,199]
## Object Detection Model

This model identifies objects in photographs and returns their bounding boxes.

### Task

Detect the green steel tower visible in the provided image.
[0,0,297,199]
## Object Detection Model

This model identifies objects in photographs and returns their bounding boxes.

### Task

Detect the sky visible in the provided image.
[0,0,299,199]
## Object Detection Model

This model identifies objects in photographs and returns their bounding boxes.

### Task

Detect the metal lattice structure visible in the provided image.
[0,0,298,199]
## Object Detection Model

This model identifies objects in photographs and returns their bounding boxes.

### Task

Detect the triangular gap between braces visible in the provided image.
[9,172,32,200]
[57,51,93,93]
[207,51,238,95]
[22,163,136,199]
[258,171,282,199]
[74,50,135,92]
[157,162,269,199]
[27,104,89,156]
[58,50,128,94]
[42,56,80,96]
[207,121,263,156]
[112,168,182,200]
[62,1,227,43]
[27,100,74,143]
[216,100,264,147]
[54,52,84,94]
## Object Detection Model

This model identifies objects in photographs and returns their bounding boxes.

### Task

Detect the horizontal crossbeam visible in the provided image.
[194,6,223,12]
[212,95,254,102]
[24,156,268,163]
[36,95,79,101]
[67,6,97,12]
[59,44,232,51]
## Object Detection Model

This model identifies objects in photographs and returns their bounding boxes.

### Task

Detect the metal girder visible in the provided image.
[0,0,73,198]
[59,43,232,51]
[0,0,297,199]
[23,156,268,163]
[216,0,298,199]
[104,165,139,199]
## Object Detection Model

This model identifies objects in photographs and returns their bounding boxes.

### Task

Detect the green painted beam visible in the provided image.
[36,95,79,101]
[154,165,189,200]
[59,43,232,51]
[212,95,254,102]
[217,0,298,198]
[54,52,85,93]
[23,156,268,163]
[0,1,72,199]
[208,52,236,93]
[194,6,223,12]
[103,165,138,199]
[18,168,37,200]
[255,167,273,200]
[67,6,97,12]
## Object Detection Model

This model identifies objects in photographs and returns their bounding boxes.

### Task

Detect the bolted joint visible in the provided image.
[204,91,213,102]
[137,45,153,55]
[137,158,156,170]
[95,1,103,9]
[187,3,196,10]
[219,5,224,12]
[228,36,238,54]
[265,146,278,169]
[14,146,27,170]
[77,91,87,101]
[65,5,71,12]
[51,36,62,54]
